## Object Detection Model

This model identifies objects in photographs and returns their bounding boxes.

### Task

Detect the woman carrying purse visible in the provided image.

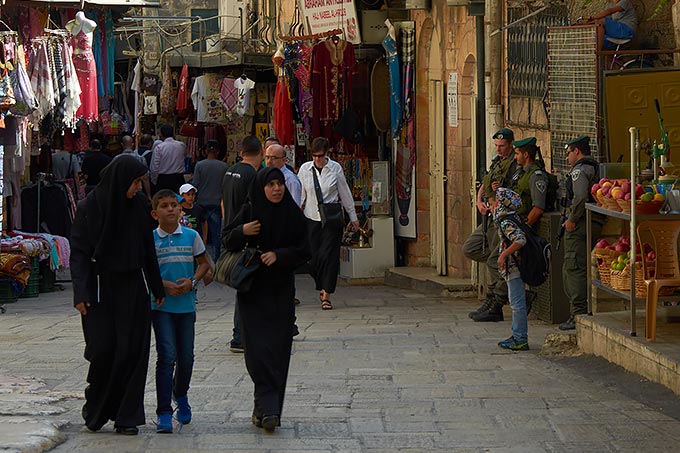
[299,137,359,310]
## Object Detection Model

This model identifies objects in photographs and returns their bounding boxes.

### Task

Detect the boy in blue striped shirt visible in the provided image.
[150,189,210,433]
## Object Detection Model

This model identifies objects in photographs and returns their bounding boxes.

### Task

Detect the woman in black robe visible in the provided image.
[222,167,310,432]
[70,156,165,435]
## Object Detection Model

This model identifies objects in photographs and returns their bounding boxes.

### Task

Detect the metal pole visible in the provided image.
[476,15,486,181]
[629,126,637,336]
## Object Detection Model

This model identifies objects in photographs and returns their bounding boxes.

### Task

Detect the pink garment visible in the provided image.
[72,31,98,122]
[220,77,237,111]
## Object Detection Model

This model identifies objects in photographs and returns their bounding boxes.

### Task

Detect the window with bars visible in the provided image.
[507,4,566,100]
[191,9,219,52]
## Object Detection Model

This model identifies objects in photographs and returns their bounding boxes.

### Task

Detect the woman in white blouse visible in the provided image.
[299,137,359,310]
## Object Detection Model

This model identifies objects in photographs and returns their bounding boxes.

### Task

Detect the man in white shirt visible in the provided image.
[150,124,187,194]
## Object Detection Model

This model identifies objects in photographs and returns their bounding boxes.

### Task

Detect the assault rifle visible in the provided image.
[556,196,568,251]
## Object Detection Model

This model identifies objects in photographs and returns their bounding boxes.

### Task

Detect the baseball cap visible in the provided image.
[179,183,197,195]
[492,128,514,140]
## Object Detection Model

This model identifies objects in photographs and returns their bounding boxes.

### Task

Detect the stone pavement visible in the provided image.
[1,275,680,452]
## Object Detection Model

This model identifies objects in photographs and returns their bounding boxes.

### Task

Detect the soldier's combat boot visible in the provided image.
[472,300,504,322]
[468,293,495,319]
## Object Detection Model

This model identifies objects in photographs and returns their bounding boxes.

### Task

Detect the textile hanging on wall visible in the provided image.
[382,22,402,135]
[310,39,355,141]
[191,73,228,123]
[395,26,416,227]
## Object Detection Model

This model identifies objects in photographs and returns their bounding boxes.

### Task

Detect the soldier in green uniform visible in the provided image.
[512,137,548,227]
[464,128,519,322]
[559,136,602,330]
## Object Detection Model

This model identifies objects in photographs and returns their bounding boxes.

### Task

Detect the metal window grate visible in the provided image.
[507,5,566,99]
[547,25,601,174]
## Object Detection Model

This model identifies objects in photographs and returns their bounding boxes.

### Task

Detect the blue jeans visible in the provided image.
[151,311,196,415]
[603,17,634,49]
[202,205,222,262]
[506,276,528,343]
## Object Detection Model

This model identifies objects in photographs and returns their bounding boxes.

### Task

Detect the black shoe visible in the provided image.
[251,415,263,427]
[114,426,139,435]
[472,301,504,322]
[229,340,245,353]
[261,414,280,432]
[292,324,299,337]
[525,289,537,315]
[559,315,576,331]
[294,298,301,305]
[468,294,495,319]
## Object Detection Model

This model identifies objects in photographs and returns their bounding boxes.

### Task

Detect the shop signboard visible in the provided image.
[447,72,458,127]
[299,0,362,44]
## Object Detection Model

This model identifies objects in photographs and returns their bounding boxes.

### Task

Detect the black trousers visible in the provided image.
[81,270,151,430]
[307,219,343,294]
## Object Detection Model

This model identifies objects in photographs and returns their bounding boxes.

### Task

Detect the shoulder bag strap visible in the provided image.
[311,167,325,206]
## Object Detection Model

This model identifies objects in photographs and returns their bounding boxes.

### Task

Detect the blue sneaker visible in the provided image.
[156,413,173,433]
[175,394,192,424]
[498,336,529,351]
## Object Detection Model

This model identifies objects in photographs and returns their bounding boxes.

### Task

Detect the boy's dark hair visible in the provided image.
[90,139,102,151]
[152,189,177,210]
[242,136,262,156]
[160,124,174,139]
[311,136,330,153]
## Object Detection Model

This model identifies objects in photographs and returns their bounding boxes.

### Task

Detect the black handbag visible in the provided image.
[214,246,261,292]
[312,168,345,229]
[214,203,261,292]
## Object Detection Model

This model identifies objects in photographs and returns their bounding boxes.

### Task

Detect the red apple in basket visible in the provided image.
[635,184,645,198]
[647,251,657,261]
[643,243,653,254]
[595,239,610,249]
[621,181,631,194]
[624,193,631,201]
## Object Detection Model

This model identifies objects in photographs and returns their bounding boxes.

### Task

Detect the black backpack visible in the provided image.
[500,214,551,287]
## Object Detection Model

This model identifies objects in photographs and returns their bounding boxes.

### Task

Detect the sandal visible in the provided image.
[321,299,333,310]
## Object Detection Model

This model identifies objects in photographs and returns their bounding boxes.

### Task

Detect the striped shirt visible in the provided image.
[152,225,205,313]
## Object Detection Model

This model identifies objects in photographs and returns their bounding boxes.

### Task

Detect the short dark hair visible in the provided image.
[265,136,280,144]
[575,142,591,155]
[517,144,538,161]
[140,134,154,147]
[311,137,330,153]
[152,189,177,210]
[206,139,220,153]
[160,124,174,139]
[242,136,262,156]
[90,139,102,151]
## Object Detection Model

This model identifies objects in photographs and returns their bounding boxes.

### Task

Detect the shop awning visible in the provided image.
[21,0,160,6]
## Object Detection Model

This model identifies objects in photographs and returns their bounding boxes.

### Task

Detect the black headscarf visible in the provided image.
[249,167,305,252]
[89,155,150,271]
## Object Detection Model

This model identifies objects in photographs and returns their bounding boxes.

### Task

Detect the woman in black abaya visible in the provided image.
[70,156,165,435]
[222,167,309,432]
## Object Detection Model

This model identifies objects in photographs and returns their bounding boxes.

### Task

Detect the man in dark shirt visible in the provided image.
[80,139,112,193]
[222,136,263,353]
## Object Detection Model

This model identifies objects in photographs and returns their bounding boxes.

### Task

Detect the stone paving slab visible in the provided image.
[1,275,680,451]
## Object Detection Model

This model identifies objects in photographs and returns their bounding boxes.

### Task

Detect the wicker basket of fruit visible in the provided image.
[616,198,632,214]
[635,198,664,215]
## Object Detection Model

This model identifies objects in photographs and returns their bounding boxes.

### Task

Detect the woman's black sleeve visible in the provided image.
[69,200,95,307]
[221,206,248,251]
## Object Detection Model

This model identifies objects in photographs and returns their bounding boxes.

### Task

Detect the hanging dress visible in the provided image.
[72,31,98,122]
[273,77,294,146]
